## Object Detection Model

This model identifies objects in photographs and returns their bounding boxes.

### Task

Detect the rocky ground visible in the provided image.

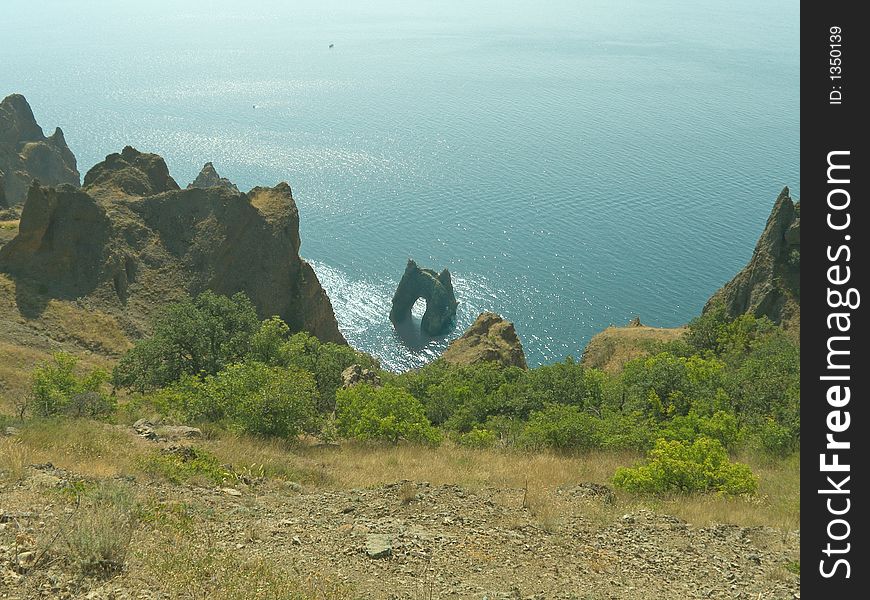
[0,429,800,600]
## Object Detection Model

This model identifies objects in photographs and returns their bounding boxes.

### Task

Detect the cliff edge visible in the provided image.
[704,187,800,328]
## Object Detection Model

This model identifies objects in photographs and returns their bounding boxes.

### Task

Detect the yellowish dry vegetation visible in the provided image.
[2,421,800,534]
[581,324,686,374]
[40,301,133,355]
[129,531,354,600]
[0,273,128,415]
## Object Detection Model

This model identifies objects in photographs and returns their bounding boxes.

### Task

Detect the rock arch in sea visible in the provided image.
[389,259,459,336]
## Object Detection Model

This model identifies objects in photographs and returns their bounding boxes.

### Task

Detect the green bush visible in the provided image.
[456,427,498,449]
[658,410,740,451]
[201,363,318,438]
[139,446,229,484]
[336,385,440,444]
[519,404,601,451]
[156,362,317,438]
[613,437,758,495]
[621,352,726,419]
[113,291,259,391]
[252,325,379,413]
[31,353,114,418]
[753,417,798,457]
[595,411,657,452]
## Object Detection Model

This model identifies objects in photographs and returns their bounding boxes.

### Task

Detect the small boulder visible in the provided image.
[365,533,393,559]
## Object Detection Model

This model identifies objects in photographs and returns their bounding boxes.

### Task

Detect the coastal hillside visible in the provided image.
[0,95,800,599]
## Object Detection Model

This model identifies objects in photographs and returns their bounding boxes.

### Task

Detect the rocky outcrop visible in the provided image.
[0,146,345,345]
[441,312,527,369]
[704,187,800,327]
[0,182,113,297]
[341,364,382,388]
[83,145,179,199]
[390,259,458,336]
[188,162,239,192]
[0,94,80,205]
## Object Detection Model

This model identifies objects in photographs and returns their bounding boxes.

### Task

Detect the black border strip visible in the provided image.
[802,1,867,595]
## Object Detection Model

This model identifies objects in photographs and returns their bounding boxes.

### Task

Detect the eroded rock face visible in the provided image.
[188,162,239,192]
[704,187,800,327]
[441,312,527,369]
[83,145,179,199]
[0,182,112,297]
[0,146,346,344]
[0,94,80,205]
[389,259,458,336]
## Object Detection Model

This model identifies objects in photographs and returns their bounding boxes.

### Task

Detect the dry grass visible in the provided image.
[398,481,418,504]
[580,325,686,374]
[13,419,148,478]
[0,219,19,230]
[305,443,636,492]
[40,302,132,355]
[60,482,137,577]
[0,436,32,482]
[0,341,52,411]
[5,419,800,531]
[130,528,355,599]
[0,273,128,416]
[202,433,331,486]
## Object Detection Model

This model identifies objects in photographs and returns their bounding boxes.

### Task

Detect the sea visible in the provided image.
[1,0,800,371]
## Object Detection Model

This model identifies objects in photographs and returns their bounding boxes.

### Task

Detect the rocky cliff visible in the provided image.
[441,312,527,369]
[0,145,345,345]
[0,94,80,206]
[704,187,800,327]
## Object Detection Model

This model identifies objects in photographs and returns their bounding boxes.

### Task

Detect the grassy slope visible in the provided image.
[580,325,687,374]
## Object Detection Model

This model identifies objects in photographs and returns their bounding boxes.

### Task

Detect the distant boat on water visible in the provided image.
[329,43,334,49]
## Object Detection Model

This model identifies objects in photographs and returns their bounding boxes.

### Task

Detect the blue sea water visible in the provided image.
[1,0,800,371]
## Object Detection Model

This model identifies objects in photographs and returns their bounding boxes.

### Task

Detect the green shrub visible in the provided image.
[456,427,498,449]
[481,415,525,446]
[139,446,229,485]
[595,411,657,452]
[658,410,740,451]
[336,385,440,444]
[613,437,758,495]
[519,404,601,451]
[113,291,259,391]
[252,327,379,413]
[621,352,726,419]
[31,352,114,418]
[199,363,318,438]
[753,417,797,457]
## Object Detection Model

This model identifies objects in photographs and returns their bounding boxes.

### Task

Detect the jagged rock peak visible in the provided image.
[0,93,43,143]
[441,312,528,369]
[83,145,180,199]
[188,162,239,192]
[704,186,800,327]
[0,93,80,206]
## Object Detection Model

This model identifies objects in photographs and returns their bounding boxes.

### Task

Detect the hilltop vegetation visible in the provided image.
[20,290,799,498]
